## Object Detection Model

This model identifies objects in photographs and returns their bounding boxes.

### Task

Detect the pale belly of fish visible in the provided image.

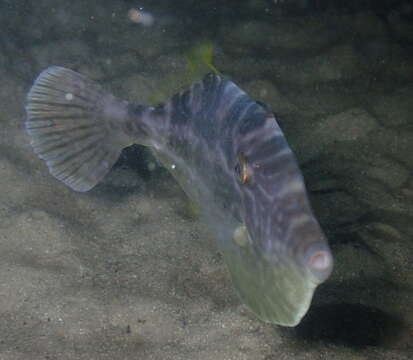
[25,67,333,326]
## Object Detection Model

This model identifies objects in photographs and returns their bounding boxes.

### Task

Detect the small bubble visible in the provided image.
[65,93,74,101]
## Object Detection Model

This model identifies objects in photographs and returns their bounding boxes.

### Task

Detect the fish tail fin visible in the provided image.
[25,66,134,192]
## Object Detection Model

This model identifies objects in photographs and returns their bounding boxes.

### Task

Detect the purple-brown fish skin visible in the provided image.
[25,66,333,326]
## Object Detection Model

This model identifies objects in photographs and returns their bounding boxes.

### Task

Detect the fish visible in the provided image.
[25,66,333,326]
[146,41,218,105]
[186,41,219,78]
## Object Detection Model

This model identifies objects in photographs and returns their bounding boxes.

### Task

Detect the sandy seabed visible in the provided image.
[1,1,413,359]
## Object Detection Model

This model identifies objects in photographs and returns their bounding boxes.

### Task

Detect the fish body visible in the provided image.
[25,67,333,326]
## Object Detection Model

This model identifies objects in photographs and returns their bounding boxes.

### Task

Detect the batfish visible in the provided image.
[25,66,333,326]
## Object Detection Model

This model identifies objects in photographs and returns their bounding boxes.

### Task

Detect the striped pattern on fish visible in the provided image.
[25,66,333,326]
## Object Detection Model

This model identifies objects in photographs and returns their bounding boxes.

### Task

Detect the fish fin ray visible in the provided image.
[25,66,132,192]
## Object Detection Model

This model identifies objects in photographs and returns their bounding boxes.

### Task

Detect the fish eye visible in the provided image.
[235,152,252,184]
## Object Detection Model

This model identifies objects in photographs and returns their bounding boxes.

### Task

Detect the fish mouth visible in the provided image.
[302,241,334,284]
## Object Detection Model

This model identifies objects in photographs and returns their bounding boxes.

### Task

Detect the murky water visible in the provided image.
[0,1,412,359]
